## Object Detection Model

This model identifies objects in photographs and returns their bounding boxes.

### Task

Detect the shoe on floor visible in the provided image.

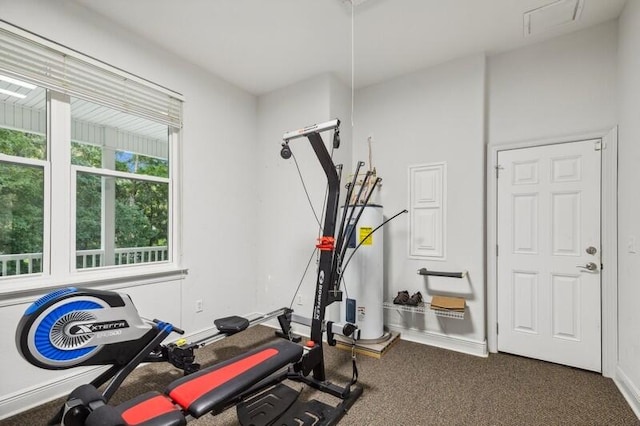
[393,290,410,305]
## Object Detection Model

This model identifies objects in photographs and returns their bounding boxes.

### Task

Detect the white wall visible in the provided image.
[255,74,352,329]
[616,0,640,415]
[488,21,618,145]
[353,55,487,354]
[0,0,637,419]
[0,0,258,418]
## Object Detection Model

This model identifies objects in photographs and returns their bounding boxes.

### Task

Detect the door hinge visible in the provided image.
[495,164,504,178]
[594,140,603,151]
[496,323,499,335]
[496,244,499,256]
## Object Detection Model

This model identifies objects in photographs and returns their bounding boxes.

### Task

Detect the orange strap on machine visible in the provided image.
[316,236,335,251]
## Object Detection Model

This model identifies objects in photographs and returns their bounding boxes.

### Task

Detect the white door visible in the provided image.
[497,140,601,372]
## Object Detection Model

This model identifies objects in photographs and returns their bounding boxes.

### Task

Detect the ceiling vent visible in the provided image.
[524,0,585,36]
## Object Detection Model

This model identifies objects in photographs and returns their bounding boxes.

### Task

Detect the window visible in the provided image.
[0,83,47,277]
[0,23,183,286]
[71,98,170,270]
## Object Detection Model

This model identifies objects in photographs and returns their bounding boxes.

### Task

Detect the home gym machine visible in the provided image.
[14,118,376,426]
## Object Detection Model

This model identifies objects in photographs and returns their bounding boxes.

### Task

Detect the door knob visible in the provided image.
[577,262,598,272]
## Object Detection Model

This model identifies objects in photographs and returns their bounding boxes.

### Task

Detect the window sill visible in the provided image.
[0,265,188,305]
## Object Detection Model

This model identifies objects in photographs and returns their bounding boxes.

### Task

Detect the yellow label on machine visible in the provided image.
[359,227,373,245]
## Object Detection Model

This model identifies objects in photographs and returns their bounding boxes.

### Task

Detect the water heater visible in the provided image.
[340,204,384,340]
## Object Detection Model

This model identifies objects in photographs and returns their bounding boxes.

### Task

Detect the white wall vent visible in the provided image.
[524,0,585,37]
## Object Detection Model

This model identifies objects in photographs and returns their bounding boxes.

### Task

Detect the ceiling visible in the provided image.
[72,0,627,96]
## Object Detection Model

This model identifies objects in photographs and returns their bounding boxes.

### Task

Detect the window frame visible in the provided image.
[0,151,50,279]
[0,26,184,295]
[70,164,172,273]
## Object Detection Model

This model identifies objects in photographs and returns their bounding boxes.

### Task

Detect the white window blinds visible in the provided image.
[0,22,183,128]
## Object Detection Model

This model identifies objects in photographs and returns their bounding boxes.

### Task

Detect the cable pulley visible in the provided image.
[280,143,292,159]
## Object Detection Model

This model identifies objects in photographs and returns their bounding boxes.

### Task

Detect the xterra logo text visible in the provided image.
[69,320,129,336]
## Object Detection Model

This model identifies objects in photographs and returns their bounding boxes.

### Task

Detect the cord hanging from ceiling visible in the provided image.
[351,0,355,128]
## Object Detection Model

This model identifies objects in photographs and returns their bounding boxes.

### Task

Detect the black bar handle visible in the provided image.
[153,319,185,334]
[417,268,467,279]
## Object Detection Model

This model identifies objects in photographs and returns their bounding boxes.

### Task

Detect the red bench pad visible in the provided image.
[85,391,185,426]
[117,392,185,426]
[166,339,302,417]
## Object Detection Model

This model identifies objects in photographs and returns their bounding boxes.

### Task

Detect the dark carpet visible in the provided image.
[3,325,638,425]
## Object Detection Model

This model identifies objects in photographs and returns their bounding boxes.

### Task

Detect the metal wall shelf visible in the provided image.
[383,302,465,320]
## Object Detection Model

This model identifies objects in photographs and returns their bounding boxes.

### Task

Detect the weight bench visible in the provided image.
[72,339,303,426]
[23,120,364,426]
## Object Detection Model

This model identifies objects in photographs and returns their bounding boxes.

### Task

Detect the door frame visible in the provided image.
[487,127,618,377]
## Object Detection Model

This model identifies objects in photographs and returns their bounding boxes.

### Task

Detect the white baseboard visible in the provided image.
[386,325,488,357]
[264,321,488,358]
[0,366,109,421]
[615,366,640,419]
